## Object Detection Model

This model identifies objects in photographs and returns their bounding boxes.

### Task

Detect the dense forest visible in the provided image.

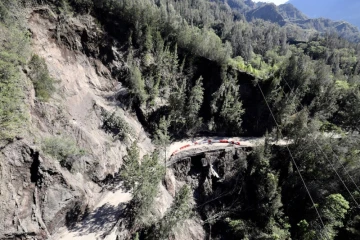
[1,0,360,239]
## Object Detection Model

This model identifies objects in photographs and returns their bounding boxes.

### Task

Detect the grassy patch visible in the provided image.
[42,136,85,164]
[0,2,30,140]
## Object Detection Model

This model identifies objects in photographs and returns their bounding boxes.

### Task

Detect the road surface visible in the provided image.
[167,136,291,160]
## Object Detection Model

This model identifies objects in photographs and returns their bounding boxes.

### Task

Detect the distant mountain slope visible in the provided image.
[242,2,360,42]
[293,18,360,42]
[278,3,308,21]
[246,3,286,25]
[289,0,360,30]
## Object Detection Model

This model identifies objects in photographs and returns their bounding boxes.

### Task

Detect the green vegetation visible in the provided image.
[153,116,171,160]
[127,63,148,105]
[186,76,204,131]
[147,185,192,240]
[211,69,244,134]
[42,136,85,165]
[121,143,192,239]
[101,110,133,141]
[321,194,350,239]
[224,146,291,239]
[120,143,165,234]
[28,54,56,101]
[23,0,360,239]
[0,1,29,140]
[71,0,246,135]
[0,54,26,139]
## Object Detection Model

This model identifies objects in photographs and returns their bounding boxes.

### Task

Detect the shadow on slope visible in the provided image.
[66,203,126,237]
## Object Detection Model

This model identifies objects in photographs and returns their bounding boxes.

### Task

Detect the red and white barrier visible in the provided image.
[171,139,241,156]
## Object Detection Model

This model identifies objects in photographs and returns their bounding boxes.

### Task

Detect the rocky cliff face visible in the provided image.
[1,5,154,239]
[0,140,99,239]
[169,147,249,240]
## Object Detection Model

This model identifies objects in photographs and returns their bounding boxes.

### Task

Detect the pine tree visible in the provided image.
[154,116,171,160]
[280,30,288,56]
[121,143,165,231]
[143,25,153,52]
[169,78,187,132]
[186,76,204,128]
[128,64,148,104]
[211,69,244,134]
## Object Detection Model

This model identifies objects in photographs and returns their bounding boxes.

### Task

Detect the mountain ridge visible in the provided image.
[288,0,360,29]
[235,1,360,42]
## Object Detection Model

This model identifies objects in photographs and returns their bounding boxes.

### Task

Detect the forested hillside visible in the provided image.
[1,0,360,239]
[68,0,360,136]
[229,0,360,43]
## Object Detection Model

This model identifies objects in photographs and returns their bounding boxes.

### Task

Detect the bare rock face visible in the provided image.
[173,219,206,240]
[0,140,98,239]
[0,6,153,240]
[164,169,176,197]
[27,6,153,181]
[0,141,47,239]
[168,148,249,240]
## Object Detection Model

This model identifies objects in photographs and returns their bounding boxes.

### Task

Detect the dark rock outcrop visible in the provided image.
[0,140,89,239]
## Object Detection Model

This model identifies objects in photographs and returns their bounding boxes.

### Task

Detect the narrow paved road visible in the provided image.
[167,136,291,160]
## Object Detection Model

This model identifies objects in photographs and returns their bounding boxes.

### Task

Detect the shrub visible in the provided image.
[101,110,133,141]
[28,54,56,101]
[42,136,85,164]
[0,58,25,139]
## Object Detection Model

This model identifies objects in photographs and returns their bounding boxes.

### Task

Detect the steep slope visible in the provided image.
[2,0,360,239]
[278,3,308,21]
[1,6,153,239]
[28,7,153,170]
[246,3,286,25]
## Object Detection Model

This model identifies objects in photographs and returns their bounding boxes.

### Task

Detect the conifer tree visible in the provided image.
[186,76,204,128]
[154,116,171,161]
[211,69,244,134]
[121,143,165,232]
[128,64,148,104]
